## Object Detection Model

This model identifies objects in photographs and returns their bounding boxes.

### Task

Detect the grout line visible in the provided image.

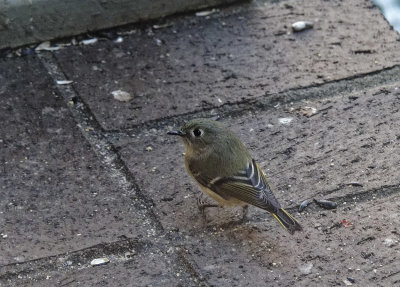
[0,237,144,281]
[176,248,212,287]
[283,183,400,216]
[36,51,210,287]
[0,237,203,287]
[100,64,400,135]
[204,184,400,226]
[38,48,400,222]
[37,51,164,233]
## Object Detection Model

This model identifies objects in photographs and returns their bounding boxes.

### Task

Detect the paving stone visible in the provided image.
[114,83,400,233]
[0,56,152,265]
[54,0,400,129]
[1,242,195,287]
[179,193,400,286]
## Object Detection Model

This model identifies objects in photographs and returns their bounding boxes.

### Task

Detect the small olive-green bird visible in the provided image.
[168,118,302,234]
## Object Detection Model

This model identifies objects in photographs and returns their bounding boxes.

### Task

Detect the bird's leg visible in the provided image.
[241,205,249,221]
[197,193,219,220]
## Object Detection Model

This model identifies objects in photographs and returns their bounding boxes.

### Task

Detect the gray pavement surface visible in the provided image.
[55,0,400,129]
[1,0,400,286]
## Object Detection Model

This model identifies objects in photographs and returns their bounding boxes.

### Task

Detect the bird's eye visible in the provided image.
[193,128,202,137]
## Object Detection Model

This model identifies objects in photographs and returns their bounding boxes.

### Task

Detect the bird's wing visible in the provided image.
[207,159,281,212]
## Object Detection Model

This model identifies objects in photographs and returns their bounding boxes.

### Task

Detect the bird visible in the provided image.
[168,118,302,234]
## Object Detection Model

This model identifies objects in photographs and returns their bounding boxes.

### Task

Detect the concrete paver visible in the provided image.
[114,83,400,232]
[180,193,400,286]
[1,240,195,287]
[0,57,154,265]
[54,0,400,129]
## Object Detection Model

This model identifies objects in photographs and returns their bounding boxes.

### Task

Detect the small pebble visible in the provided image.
[114,37,123,43]
[155,38,162,46]
[292,21,313,32]
[383,237,398,247]
[347,277,356,283]
[298,262,313,275]
[90,258,110,266]
[112,90,133,102]
[278,117,293,125]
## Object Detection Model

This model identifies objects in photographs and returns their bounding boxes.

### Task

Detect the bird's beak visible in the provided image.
[167,130,185,136]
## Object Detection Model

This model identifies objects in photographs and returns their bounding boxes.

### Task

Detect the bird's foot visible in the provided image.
[241,205,249,222]
[197,194,219,221]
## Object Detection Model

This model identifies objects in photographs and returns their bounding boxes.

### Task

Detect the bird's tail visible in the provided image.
[272,208,303,235]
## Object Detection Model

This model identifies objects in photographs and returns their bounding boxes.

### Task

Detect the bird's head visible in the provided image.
[167,118,226,152]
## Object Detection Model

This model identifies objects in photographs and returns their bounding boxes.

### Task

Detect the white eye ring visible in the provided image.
[192,128,203,137]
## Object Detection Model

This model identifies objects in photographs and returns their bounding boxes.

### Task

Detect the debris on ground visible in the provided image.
[299,199,312,212]
[112,90,133,102]
[347,182,363,187]
[196,9,218,17]
[80,38,98,45]
[90,258,110,266]
[340,219,352,227]
[153,23,173,29]
[343,278,353,286]
[35,41,62,51]
[289,106,318,117]
[347,277,356,284]
[114,37,124,43]
[278,117,293,125]
[155,38,163,46]
[298,262,313,275]
[356,236,375,245]
[56,80,73,85]
[383,237,398,247]
[292,21,314,32]
[299,106,318,117]
[314,199,337,209]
